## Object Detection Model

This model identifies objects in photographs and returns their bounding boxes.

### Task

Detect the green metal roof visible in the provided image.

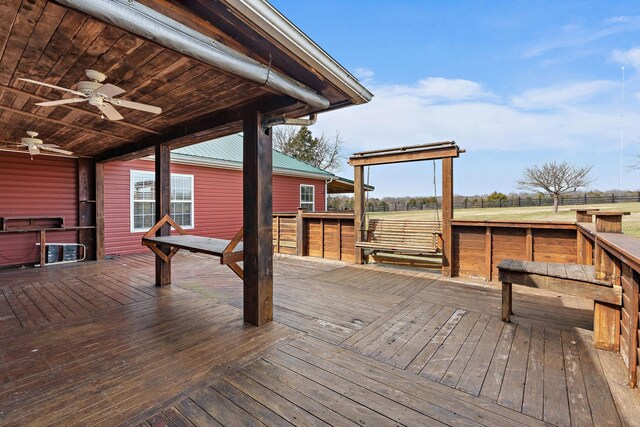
[173,133,334,178]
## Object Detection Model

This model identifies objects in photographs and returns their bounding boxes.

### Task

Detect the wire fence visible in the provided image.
[357,193,640,212]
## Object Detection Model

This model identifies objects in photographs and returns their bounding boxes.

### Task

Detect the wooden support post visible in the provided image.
[95,162,105,260]
[155,144,171,286]
[275,216,281,253]
[353,165,365,264]
[629,270,638,388]
[243,109,273,326]
[590,211,630,233]
[573,208,598,223]
[593,242,621,351]
[502,281,512,322]
[485,226,492,281]
[296,208,305,257]
[337,219,342,261]
[78,158,96,260]
[442,157,453,277]
[525,227,533,261]
[39,230,46,267]
[320,218,325,258]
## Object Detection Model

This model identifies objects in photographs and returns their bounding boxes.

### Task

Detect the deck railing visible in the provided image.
[273,210,355,262]
[451,216,639,389]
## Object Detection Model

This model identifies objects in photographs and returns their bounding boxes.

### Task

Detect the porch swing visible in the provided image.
[142,214,244,278]
[349,141,464,273]
[356,160,443,258]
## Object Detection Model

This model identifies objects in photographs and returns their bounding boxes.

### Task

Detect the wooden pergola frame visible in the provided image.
[349,141,465,276]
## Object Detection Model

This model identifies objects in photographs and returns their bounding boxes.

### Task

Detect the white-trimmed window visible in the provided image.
[131,171,194,232]
[300,184,315,211]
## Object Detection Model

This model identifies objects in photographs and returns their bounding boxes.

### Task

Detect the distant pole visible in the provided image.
[620,66,625,190]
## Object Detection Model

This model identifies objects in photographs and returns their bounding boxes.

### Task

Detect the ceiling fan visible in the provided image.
[19,69,162,121]
[1,131,73,157]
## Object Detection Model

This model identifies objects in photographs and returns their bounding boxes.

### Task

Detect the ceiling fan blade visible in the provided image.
[110,98,162,114]
[36,97,87,107]
[28,145,40,156]
[40,146,73,156]
[97,103,124,121]
[95,83,125,98]
[19,78,86,97]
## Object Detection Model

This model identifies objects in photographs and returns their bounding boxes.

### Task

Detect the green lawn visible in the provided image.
[368,202,640,238]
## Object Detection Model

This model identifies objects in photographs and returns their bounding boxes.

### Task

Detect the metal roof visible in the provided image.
[173,133,334,178]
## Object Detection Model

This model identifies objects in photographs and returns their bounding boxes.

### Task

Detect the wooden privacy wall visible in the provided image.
[273,214,297,255]
[452,220,577,281]
[273,211,355,262]
[578,224,639,388]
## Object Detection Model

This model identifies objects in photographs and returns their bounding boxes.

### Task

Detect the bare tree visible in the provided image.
[516,161,594,213]
[272,125,344,173]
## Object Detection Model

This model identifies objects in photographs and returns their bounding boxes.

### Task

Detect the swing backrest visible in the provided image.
[367,219,442,252]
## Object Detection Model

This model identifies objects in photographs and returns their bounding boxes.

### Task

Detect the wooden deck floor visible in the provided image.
[0,253,638,426]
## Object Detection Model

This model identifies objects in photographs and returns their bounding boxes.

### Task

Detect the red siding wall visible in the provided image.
[0,152,78,267]
[104,160,326,255]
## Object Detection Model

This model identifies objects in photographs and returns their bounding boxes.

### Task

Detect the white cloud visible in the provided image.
[512,80,617,109]
[375,77,494,101]
[353,67,375,84]
[612,46,640,69]
[312,77,639,154]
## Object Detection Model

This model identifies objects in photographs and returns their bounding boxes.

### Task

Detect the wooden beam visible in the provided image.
[155,144,171,286]
[0,104,132,142]
[353,165,365,264]
[95,162,105,260]
[0,84,160,135]
[77,158,96,260]
[243,109,273,326]
[442,157,453,277]
[349,146,459,167]
[97,95,301,162]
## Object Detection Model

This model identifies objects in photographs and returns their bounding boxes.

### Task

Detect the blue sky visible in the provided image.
[271,0,640,197]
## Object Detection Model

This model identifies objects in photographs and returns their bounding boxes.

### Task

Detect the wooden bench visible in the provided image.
[142,215,244,279]
[498,259,622,349]
[355,219,441,255]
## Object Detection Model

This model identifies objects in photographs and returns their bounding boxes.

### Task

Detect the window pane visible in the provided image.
[171,202,192,226]
[133,173,155,201]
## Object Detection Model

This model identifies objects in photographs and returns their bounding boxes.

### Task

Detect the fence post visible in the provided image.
[296,208,306,257]
[584,194,587,204]
[612,193,615,203]
[518,196,521,207]
[481,199,484,208]
[499,199,502,208]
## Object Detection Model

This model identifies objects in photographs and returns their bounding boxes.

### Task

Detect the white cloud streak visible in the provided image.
[523,15,640,58]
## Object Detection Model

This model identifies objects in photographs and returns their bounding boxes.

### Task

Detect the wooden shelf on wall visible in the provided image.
[0,216,64,232]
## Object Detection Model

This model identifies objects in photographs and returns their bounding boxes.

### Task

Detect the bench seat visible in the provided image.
[497,259,622,324]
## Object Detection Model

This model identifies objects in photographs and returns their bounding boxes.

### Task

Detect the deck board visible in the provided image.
[0,253,635,426]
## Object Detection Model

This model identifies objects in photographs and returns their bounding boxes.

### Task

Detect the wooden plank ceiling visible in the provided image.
[0,0,312,160]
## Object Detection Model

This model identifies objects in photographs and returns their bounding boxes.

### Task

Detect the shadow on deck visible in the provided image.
[0,253,637,426]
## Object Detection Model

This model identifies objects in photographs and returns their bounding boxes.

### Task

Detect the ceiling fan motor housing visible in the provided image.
[77,81,103,96]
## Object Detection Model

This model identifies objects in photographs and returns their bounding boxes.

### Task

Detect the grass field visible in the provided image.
[368,202,640,238]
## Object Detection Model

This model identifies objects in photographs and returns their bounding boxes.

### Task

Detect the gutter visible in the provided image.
[223,0,373,105]
[144,154,334,181]
[57,0,330,109]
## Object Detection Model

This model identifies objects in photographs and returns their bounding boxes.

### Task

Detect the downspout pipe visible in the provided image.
[56,0,330,109]
[263,113,317,128]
